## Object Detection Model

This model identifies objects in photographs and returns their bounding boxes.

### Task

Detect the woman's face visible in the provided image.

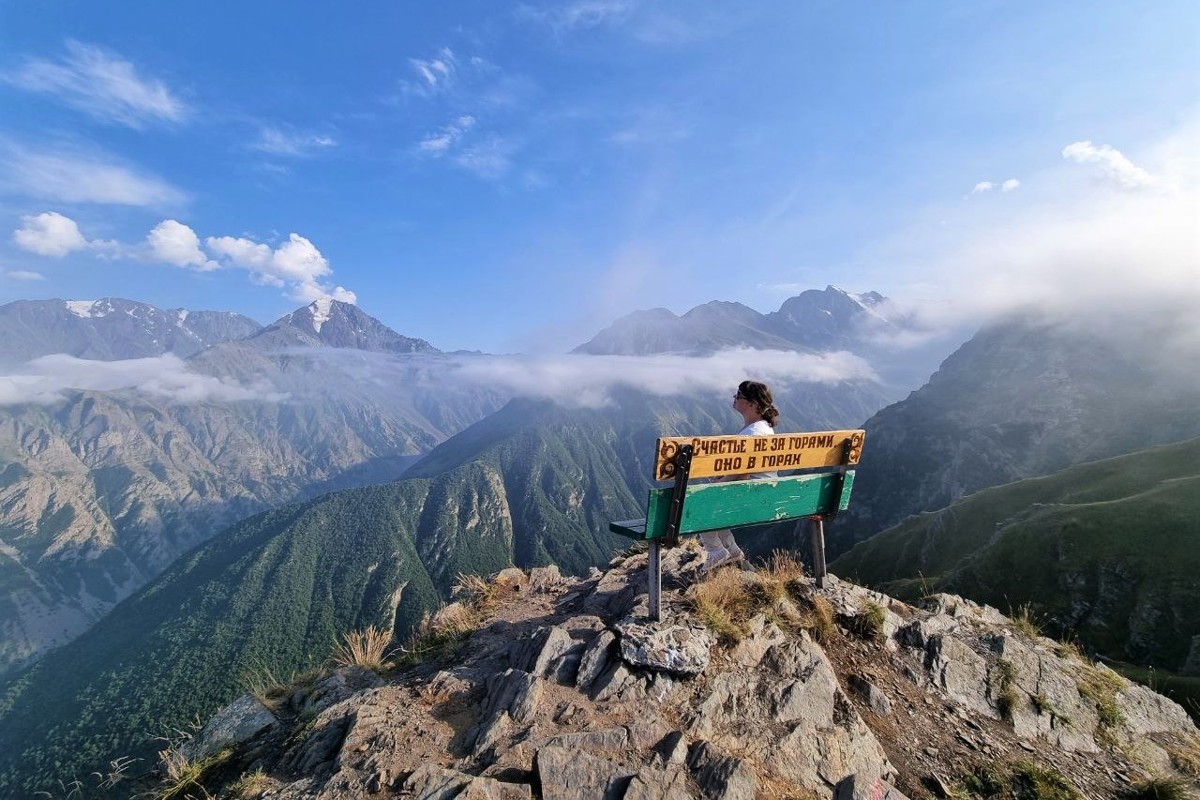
[732,389,749,414]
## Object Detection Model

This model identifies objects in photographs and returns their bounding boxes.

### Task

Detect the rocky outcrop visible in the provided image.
[166,551,1199,800]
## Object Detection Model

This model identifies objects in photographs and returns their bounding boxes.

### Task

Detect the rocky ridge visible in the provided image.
[160,551,1198,800]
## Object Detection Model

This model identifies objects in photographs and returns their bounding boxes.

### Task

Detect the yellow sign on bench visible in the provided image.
[653,429,864,481]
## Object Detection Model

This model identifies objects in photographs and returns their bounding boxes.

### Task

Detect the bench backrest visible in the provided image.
[633,470,856,541]
[629,429,865,542]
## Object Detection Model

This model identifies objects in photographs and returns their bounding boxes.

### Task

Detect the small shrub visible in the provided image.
[995,659,1021,721]
[1011,762,1082,800]
[856,600,887,643]
[1121,777,1196,800]
[244,667,322,714]
[960,762,1006,796]
[800,595,837,643]
[1011,603,1042,638]
[1077,665,1126,729]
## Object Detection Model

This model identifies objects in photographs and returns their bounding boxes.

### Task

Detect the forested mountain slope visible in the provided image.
[835,315,1200,555]
[833,437,1200,673]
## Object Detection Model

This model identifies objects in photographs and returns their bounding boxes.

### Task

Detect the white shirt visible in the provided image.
[739,419,778,479]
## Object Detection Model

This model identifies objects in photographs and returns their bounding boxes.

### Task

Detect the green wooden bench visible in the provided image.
[610,429,865,620]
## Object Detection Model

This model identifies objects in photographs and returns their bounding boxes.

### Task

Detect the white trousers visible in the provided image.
[699,529,744,563]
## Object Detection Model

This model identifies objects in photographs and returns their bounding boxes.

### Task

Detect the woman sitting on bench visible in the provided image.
[700,379,780,571]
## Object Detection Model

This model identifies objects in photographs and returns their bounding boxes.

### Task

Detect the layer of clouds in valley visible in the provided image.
[0,354,287,406]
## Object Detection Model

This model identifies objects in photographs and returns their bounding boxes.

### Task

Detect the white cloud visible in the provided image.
[455,136,515,179]
[517,1,636,35]
[205,235,273,270]
[1062,141,1157,190]
[1,143,186,207]
[5,40,187,128]
[442,347,876,408]
[970,178,1020,196]
[13,212,89,257]
[418,115,476,154]
[252,127,337,157]
[4,270,45,281]
[205,232,355,303]
[291,281,357,305]
[0,354,287,406]
[147,220,218,270]
[403,47,458,96]
[882,122,1200,372]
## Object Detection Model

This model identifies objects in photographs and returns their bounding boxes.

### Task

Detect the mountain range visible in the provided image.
[0,298,507,677]
[0,288,901,677]
[833,313,1200,555]
[0,384,886,792]
[833,436,1200,674]
[0,297,262,366]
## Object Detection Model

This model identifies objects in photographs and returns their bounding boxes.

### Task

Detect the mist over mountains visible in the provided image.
[835,312,1200,555]
[2,283,1199,795]
[0,289,901,677]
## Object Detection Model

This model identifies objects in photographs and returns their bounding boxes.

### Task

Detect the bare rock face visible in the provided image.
[615,617,713,676]
[168,556,1199,800]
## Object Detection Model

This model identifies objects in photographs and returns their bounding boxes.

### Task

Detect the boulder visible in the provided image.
[834,773,911,800]
[535,744,634,800]
[687,740,757,800]
[616,618,713,677]
[180,693,276,762]
[401,764,531,800]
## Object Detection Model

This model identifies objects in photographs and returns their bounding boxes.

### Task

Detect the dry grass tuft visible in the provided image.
[1011,602,1043,639]
[798,595,837,643]
[1076,664,1127,729]
[692,568,761,645]
[399,572,520,667]
[153,742,231,800]
[329,626,395,672]
[1055,639,1087,662]
[1121,776,1196,800]
[1167,736,1200,779]
[226,768,275,799]
[244,667,321,714]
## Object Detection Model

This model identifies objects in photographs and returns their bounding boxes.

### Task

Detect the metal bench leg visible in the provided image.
[810,517,827,589]
[648,540,662,621]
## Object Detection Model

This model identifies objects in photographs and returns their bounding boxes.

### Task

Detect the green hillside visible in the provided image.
[0,385,878,796]
[832,437,1200,673]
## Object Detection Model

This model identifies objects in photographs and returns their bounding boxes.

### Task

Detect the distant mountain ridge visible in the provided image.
[833,313,1200,554]
[0,297,262,365]
[0,384,889,792]
[832,437,1200,674]
[573,285,907,356]
[245,297,438,353]
[0,299,502,677]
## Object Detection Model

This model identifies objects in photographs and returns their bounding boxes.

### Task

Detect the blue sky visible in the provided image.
[1,1,1196,352]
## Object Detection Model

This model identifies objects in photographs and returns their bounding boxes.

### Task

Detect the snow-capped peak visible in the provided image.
[310,297,335,333]
[176,309,190,326]
[65,300,100,318]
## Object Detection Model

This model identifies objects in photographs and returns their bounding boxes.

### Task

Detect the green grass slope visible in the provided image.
[832,437,1200,674]
[0,387,883,796]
